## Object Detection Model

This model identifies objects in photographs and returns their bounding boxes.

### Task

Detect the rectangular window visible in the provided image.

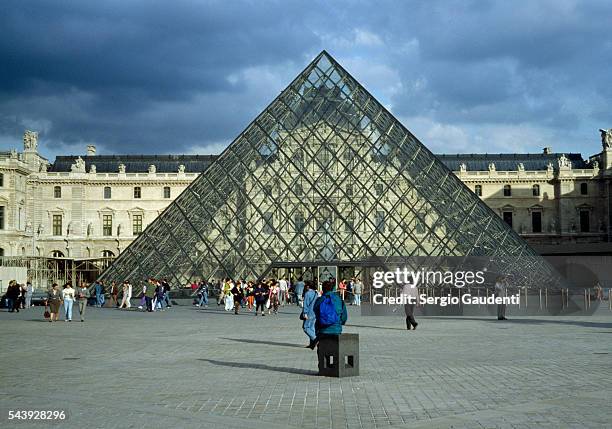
[503,185,511,197]
[345,216,354,233]
[580,183,588,195]
[263,212,274,234]
[103,214,112,236]
[54,186,62,198]
[52,215,62,236]
[503,211,513,228]
[531,211,542,233]
[0,206,4,230]
[475,185,482,196]
[580,210,590,232]
[104,186,111,199]
[294,183,303,196]
[375,211,385,233]
[133,187,141,199]
[163,186,171,199]
[133,214,143,235]
[0,173,3,187]
[294,213,305,232]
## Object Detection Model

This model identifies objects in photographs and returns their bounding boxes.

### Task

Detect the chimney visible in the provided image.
[87,145,96,156]
[543,147,552,154]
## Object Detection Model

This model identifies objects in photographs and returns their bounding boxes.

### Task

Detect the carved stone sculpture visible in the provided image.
[558,154,572,169]
[118,163,126,173]
[89,164,97,173]
[599,128,612,149]
[23,130,38,151]
[178,164,186,173]
[148,164,156,174]
[71,156,86,173]
[488,162,496,172]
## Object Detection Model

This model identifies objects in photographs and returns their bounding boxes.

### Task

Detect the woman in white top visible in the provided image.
[119,281,132,309]
[62,282,76,322]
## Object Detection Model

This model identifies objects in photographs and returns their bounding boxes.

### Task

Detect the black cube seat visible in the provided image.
[317,333,359,377]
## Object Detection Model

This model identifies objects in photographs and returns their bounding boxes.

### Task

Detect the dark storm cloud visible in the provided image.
[0,0,611,158]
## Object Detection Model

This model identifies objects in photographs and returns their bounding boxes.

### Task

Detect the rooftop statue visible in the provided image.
[23,130,38,151]
[599,128,612,149]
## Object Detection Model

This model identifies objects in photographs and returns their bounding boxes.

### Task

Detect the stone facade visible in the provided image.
[1,130,611,259]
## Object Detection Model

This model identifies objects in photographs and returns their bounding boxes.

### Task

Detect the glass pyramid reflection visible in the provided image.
[99,51,561,288]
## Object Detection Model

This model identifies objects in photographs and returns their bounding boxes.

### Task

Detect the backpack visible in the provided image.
[318,295,339,326]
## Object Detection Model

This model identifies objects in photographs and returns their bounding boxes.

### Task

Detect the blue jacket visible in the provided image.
[313,292,347,335]
[302,289,317,319]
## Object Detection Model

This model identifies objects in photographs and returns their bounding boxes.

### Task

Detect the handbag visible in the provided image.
[265,299,271,309]
[44,307,50,319]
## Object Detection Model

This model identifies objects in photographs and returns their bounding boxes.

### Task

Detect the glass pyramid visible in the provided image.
[100,51,561,289]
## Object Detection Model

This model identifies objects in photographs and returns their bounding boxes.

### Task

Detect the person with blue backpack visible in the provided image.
[312,280,348,347]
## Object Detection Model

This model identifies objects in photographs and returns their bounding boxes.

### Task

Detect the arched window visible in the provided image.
[51,250,64,258]
[503,185,512,197]
[54,186,62,198]
[532,184,540,197]
[101,250,115,258]
[475,185,482,196]
[104,186,111,199]
[101,250,115,269]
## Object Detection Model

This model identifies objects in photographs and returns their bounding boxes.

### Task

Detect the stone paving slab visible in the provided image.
[0,304,611,428]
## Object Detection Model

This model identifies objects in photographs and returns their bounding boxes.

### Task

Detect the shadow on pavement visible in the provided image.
[197,358,317,376]
[220,337,306,348]
[422,316,612,329]
[345,324,406,331]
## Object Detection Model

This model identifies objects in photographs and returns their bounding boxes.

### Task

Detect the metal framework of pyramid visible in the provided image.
[99,51,561,288]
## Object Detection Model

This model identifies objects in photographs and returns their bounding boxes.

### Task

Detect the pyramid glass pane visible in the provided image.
[100,51,562,289]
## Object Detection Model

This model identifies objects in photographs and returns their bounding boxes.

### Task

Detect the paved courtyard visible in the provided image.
[0,302,611,429]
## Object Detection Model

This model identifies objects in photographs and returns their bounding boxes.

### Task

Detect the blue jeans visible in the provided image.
[96,293,104,307]
[198,292,208,306]
[164,292,171,306]
[354,294,361,306]
[303,317,316,341]
[64,300,74,320]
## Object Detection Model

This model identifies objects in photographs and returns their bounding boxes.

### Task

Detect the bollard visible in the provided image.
[545,288,548,309]
[518,287,521,309]
[539,288,542,310]
[317,333,359,377]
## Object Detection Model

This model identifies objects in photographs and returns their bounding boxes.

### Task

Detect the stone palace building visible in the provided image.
[1,129,611,262]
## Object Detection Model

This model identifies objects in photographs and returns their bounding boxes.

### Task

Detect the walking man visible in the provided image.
[76,282,90,322]
[302,281,318,348]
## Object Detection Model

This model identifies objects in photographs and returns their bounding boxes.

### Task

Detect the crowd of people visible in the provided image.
[189,277,363,316]
[2,280,34,312]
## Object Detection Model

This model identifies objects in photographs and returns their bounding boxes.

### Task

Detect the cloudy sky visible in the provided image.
[1,0,611,161]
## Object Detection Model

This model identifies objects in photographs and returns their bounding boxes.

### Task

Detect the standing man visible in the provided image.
[94,280,103,308]
[25,279,33,309]
[295,277,305,307]
[302,281,318,349]
[144,279,156,312]
[76,282,90,322]
[352,278,363,306]
[495,275,508,321]
[162,278,172,308]
[278,277,288,306]
[403,277,418,330]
